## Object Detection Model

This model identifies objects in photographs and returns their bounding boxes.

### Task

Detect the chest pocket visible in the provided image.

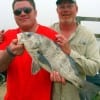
[71,43,87,56]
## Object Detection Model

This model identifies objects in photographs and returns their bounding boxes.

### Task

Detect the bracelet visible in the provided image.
[6,47,16,57]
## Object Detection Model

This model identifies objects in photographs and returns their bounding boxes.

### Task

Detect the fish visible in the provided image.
[17,32,100,99]
[17,32,83,88]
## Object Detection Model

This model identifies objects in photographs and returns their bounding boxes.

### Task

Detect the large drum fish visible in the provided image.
[17,32,83,88]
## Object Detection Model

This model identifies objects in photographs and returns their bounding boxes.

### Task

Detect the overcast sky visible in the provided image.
[0,0,100,33]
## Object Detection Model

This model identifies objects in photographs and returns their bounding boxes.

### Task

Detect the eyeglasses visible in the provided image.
[14,7,32,16]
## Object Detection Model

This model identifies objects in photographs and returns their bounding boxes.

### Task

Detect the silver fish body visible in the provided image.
[17,32,84,88]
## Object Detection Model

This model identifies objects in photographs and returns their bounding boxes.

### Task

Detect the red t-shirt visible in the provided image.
[0,25,57,100]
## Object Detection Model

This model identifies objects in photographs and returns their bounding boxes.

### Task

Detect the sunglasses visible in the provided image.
[14,7,32,16]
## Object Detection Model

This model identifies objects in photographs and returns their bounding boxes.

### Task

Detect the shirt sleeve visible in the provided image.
[70,34,100,76]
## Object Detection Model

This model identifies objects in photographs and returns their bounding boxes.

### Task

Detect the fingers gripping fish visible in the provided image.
[17,32,83,88]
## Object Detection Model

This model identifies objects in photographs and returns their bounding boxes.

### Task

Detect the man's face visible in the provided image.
[13,1,37,30]
[57,2,78,23]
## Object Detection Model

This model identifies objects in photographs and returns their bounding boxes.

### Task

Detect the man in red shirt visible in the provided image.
[0,0,58,100]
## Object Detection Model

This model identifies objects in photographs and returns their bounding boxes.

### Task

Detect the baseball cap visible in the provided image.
[56,0,76,5]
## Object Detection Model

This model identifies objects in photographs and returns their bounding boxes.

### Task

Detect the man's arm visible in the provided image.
[0,50,13,71]
[0,39,24,72]
[55,32,100,76]
[70,34,100,76]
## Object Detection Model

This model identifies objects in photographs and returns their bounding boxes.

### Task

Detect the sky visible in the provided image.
[0,0,100,33]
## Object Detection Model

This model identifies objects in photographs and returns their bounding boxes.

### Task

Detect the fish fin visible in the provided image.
[37,51,52,73]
